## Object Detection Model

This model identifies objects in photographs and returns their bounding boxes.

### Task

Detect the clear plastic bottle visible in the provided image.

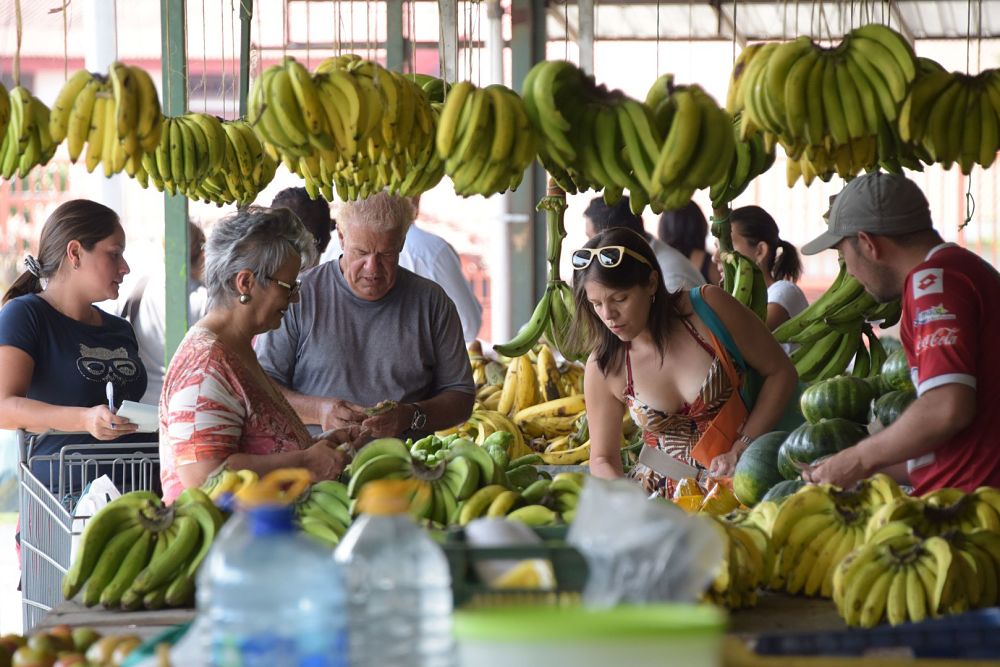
[334,481,455,667]
[197,503,348,667]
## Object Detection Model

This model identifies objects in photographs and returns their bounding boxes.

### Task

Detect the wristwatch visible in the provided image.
[409,404,428,432]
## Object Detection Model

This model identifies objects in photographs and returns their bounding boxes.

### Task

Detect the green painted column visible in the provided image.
[239,0,253,117]
[160,0,189,363]
[386,0,406,72]
[510,0,547,318]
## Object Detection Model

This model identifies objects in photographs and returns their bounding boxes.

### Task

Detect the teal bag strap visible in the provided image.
[688,286,747,372]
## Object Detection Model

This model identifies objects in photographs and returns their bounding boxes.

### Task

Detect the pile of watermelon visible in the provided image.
[733,347,916,506]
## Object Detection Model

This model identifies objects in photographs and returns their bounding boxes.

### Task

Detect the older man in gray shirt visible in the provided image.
[255,192,474,439]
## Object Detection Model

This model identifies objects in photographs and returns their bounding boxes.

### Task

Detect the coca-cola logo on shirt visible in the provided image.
[915,327,959,352]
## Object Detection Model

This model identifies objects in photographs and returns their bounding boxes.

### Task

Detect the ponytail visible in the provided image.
[771,239,803,283]
[2,270,42,305]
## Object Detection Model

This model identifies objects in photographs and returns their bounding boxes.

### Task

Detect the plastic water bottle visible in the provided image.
[334,481,455,666]
[197,503,348,667]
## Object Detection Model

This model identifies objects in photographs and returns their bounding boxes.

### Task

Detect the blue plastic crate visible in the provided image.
[753,607,1000,660]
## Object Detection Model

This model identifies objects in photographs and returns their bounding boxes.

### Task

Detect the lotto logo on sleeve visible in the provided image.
[912,269,944,299]
[915,327,959,353]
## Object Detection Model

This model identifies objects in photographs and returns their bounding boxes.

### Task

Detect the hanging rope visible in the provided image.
[202,0,209,114]
[655,0,660,76]
[62,0,69,80]
[306,0,311,68]
[731,0,738,65]
[231,0,238,119]
[114,0,120,60]
[13,0,21,86]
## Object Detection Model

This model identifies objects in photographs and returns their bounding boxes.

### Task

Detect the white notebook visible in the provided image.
[117,400,159,433]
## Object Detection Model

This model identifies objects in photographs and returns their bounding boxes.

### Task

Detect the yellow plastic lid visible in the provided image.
[357,479,429,516]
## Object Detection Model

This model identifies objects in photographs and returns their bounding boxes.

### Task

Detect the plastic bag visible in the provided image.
[566,476,724,607]
[70,475,121,563]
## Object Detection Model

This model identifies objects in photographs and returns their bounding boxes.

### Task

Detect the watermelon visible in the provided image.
[777,418,870,480]
[733,431,788,506]
[800,376,877,424]
[871,389,916,428]
[880,348,914,392]
[761,479,805,503]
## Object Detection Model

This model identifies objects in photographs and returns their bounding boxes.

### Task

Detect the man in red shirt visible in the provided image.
[799,171,1000,494]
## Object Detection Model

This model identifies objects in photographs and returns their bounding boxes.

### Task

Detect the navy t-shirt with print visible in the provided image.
[0,294,150,484]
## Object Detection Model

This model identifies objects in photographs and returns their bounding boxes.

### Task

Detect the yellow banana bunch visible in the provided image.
[513,395,586,438]
[248,54,438,201]
[0,85,57,179]
[435,81,538,197]
[557,363,584,397]
[704,514,770,609]
[49,63,162,178]
[535,343,561,401]
[728,24,918,184]
[496,354,539,417]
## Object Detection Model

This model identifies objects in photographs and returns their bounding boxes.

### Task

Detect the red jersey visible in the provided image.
[899,243,1000,494]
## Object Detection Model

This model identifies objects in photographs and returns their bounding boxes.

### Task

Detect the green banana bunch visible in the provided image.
[648,83,736,212]
[63,488,225,610]
[435,81,538,197]
[405,73,450,104]
[776,260,900,382]
[295,480,352,548]
[138,113,230,196]
[0,86,58,180]
[721,251,768,321]
[183,119,277,207]
[47,63,162,179]
[709,113,775,209]
[899,63,1000,174]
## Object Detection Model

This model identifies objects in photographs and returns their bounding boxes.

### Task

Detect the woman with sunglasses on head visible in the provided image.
[570,227,797,492]
[159,207,360,504]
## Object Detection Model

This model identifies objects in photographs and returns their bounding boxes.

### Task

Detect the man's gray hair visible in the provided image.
[337,191,415,239]
[204,206,317,309]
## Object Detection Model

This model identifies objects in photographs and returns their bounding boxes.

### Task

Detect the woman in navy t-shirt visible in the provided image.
[0,199,148,485]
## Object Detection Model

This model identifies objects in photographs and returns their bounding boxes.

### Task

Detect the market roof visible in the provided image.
[546,0,1000,43]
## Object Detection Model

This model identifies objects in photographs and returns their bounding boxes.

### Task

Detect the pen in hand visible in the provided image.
[105,381,115,413]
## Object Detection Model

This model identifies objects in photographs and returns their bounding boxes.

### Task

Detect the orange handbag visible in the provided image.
[688,328,748,469]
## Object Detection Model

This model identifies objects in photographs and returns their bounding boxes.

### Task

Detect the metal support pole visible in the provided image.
[508,0,546,330]
[486,0,511,344]
[578,0,595,75]
[439,0,459,81]
[160,0,189,364]
[239,0,252,117]
[386,0,406,72]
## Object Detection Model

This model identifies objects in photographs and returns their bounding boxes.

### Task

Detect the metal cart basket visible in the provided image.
[17,430,159,631]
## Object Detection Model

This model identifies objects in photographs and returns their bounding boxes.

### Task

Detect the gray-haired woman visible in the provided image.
[159,207,356,504]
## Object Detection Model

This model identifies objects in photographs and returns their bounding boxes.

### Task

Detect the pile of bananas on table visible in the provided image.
[249,55,442,200]
[62,488,224,610]
[728,23,921,184]
[522,60,736,214]
[773,261,901,382]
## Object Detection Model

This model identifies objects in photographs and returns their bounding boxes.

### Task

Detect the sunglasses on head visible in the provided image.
[571,245,654,270]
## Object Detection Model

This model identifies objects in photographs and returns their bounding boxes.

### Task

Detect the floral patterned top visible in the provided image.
[623,318,737,497]
[159,326,312,504]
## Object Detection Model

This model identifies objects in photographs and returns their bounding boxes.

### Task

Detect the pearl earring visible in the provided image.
[239,293,251,304]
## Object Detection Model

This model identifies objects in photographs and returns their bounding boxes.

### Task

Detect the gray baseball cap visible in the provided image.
[802,172,933,255]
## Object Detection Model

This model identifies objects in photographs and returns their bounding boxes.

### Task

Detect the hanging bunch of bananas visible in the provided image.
[185,119,277,206]
[719,251,768,321]
[899,61,1000,174]
[773,261,901,382]
[49,63,162,178]
[766,476,902,598]
[406,73,450,104]
[709,113,775,209]
[138,113,231,196]
[644,76,737,212]
[62,488,224,610]
[728,24,918,186]
[435,81,538,197]
[0,85,57,179]
[248,55,438,201]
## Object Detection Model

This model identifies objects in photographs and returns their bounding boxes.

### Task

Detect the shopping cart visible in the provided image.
[17,430,160,631]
